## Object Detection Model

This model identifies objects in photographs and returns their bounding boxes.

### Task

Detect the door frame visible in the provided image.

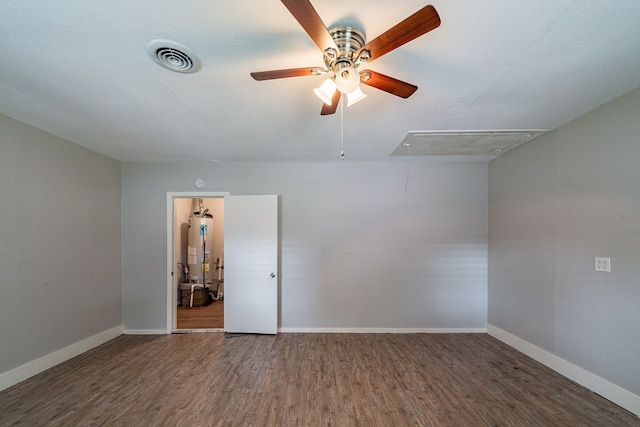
[166,191,229,333]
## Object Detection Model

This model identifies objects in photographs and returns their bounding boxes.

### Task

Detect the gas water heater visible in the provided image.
[187,210,214,284]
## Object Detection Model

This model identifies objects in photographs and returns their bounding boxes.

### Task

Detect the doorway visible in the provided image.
[167,192,228,332]
[166,192,280,334]
[175,196,224,331]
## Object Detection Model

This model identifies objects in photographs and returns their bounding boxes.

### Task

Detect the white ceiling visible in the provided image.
[1,1,639,162]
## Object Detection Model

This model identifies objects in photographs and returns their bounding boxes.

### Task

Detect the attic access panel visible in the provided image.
[391,130,547,160]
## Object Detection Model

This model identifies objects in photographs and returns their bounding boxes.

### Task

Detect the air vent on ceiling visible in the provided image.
[146,40,201,73]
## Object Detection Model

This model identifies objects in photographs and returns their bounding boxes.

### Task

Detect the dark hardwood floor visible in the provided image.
[0,333,637,426]
[177,299,224,330]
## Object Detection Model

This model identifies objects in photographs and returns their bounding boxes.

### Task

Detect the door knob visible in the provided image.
[270,273,276,278]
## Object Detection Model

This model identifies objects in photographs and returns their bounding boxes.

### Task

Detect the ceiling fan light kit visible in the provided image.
[251,1,441,115]
[333,65,359,93]
[314,78,337,105]
[313,27,368,106]
[346,86,367,107]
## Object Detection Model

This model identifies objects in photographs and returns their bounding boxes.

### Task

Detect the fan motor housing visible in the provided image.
[325,27,367,71]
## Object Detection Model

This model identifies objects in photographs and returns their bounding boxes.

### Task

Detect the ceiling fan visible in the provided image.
[250,0,441,115]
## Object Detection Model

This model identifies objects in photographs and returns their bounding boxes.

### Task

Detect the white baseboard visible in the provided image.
[0,324,123,392]
[123,329,168,335]
[279,327,487,333]
[487,323,640,418]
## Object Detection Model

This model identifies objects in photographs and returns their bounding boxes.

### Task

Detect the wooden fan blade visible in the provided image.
[360,70,418,98]
[251,67,325,81]
[356,5,440,63]
[320,90,341,115]
[281,0,338,53]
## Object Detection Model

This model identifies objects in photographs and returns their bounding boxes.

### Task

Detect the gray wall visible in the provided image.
[122,161,488,331]
[0,114,122,374]
[488,87,640,395]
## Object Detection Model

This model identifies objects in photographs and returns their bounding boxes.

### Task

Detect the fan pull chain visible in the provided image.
[340,94,347,160]
[340,94,345,159]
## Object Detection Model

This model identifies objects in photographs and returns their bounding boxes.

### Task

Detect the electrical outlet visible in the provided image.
[594,257,611,272]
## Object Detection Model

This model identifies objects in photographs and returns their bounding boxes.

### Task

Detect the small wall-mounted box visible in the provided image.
[595,257,611,272]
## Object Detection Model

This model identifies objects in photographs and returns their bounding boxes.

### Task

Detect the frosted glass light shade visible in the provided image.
[314,79,337,105]
[335,67,360,94]
[347,86,367,106]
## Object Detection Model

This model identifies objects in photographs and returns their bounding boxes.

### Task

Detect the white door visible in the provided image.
[224,195,279,334]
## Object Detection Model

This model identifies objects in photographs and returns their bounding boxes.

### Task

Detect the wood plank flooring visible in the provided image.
[177,300,224,330]
[0,333,637,426]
